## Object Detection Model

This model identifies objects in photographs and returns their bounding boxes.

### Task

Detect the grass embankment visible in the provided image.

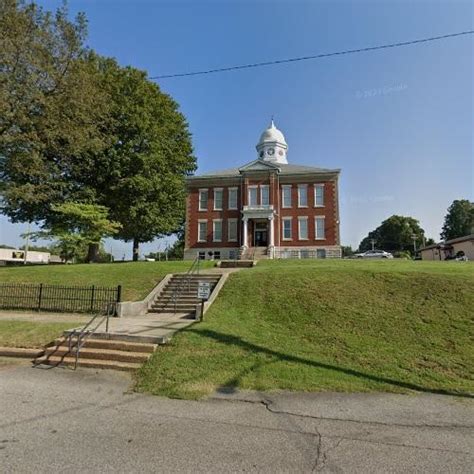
[0,320,84,348]
[136,260,474,399]
[0,261,211,301]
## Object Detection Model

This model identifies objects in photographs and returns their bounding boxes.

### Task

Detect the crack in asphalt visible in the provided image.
[310,427,323,472]
[258,397,472,456]
[213,396,474,430]
[314,437,344,472]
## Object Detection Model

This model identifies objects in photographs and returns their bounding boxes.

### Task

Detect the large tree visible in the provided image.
[0,0,109,224]
[78,58,195,260]
[359,215,428,253]
[440,200,474,241]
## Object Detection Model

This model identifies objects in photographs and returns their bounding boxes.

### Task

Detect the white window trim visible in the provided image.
[282,217,293,241]
[315,216,326,240]
[228,218,238,242]
[198,219,207,242]
[248,185,258,206]
[314,184,325,207]
[298,216,309,240]
[213,219,223,242]
[298,184,308,208]
[213,188,223,211]
[260,185,270,206]
[198,188,208,212]
[228,187,238,210]
[281,185,292,208]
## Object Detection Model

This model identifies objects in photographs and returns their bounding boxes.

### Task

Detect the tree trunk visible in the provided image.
[87,243,99,263]
[132,238,140,262]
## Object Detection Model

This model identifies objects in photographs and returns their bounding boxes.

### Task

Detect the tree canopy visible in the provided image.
[77,58,195,260]
[1,1,195,262]
[0,0,109,224]
[30,202,121,262]
[359,215,428,253]
[440,200,474,241]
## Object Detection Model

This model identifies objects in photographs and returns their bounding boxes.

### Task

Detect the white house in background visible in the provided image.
[0,249,60,265]
[420,234,474,261]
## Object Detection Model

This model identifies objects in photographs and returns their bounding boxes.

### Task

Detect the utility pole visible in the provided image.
[370,238,376,251]
[411,233,417,256]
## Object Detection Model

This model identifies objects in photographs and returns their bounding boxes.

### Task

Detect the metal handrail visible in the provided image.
[172,255,200,313]
[66,302,115,370]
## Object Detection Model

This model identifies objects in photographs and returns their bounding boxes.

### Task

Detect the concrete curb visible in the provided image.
[0,347,44,359]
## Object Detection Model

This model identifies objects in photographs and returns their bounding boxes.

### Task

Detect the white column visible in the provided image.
[268,216,275,247]
[242,217,248,248]
[268,215,275,259]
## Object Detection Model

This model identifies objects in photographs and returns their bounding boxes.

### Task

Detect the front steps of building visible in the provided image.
[35,336,157,371]
[219,260,255,268]
[148,273,221,316]
[241,247,269,260]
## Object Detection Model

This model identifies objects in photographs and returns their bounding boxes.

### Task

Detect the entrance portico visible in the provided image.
[242,206,275,255]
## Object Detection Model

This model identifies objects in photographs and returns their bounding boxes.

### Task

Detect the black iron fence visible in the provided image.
[0,283,122,314]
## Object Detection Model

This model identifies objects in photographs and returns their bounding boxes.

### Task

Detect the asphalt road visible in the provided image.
[1,359,473,473]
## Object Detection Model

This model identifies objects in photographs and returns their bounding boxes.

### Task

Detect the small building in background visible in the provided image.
[0,249,60,265]
[420,234,474,261]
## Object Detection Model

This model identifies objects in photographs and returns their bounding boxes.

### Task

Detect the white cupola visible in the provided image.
[256,119,288,164]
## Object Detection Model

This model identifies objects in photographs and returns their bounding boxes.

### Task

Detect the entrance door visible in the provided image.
[255,230,268,247]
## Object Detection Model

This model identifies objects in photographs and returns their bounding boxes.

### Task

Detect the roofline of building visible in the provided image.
[444,233,474,245]
[186,168,341,182]
[419,234,474,251]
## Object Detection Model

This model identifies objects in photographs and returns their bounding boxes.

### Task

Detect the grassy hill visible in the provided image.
[0,261,211,301]
[136,260,474,399]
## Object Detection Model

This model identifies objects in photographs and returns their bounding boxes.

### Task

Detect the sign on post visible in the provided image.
[197,281,211,300]
[197,281,211,322]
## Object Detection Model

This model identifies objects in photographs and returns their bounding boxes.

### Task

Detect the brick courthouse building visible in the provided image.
[184,121,341,260]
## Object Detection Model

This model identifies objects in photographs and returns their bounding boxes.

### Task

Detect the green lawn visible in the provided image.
[0,320,84,348]
[136,259,474,399]
[0,261,211,301]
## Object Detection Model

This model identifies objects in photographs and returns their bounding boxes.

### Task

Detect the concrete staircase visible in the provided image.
[148,273,221,316]
[241,247,268,260]
[35,336,157,371]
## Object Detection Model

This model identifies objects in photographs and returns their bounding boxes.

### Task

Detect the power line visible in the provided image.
[151,30,473,79]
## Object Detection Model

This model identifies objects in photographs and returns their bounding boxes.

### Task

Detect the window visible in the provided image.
[248,186,258,206]
[300,250,310,259]
[198,189,208,211]
[213,251,221,260]
[198,251,206,260]
[282,185,292,208]
[315,216,325,239]
[298,185,308,207]
[228,187,238,210]
[229,250,237,260]
[298,217,308,240]
[282,218,292,240]
[314,184,324,207]
[260,185,269,206]
[213,188,223,210]
[228,219,238,242]
[198,220,207,242]
[316,249,326,259]
[213,219,223,242]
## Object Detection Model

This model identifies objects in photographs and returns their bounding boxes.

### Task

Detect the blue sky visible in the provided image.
[1,0,472,257]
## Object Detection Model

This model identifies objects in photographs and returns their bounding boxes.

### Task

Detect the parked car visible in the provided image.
[355,250,394,259]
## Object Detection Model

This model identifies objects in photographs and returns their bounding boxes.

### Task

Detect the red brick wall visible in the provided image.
[277,181,338,247]
[186,176,339,249]
[186,186,241,248]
